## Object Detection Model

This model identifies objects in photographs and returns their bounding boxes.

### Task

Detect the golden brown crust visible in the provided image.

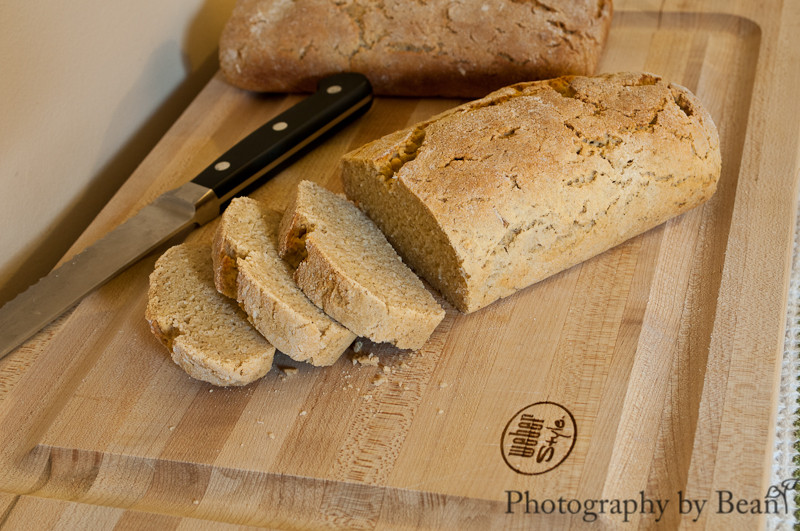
[219,0,613,97]
[342,72,722,312]
[212,239,240,299]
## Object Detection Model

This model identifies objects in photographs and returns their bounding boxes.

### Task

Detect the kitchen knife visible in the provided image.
[0,72,373,361]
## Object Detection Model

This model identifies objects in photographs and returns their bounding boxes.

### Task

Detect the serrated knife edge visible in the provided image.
[0,181,215,360]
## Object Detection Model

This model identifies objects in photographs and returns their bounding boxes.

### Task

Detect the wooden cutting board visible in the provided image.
[2,1,800,528]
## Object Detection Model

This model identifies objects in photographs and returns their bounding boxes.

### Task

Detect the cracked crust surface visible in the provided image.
[146,243,275,386]
[219,0,613,97]
[213,197,356,366]
[277,180,445,350]
[341,72,722,313]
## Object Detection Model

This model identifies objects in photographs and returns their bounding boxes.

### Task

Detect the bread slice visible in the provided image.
[341,72,722,313]
[146,242,275,386]
[213,197,356,366]
[278,180,445,350]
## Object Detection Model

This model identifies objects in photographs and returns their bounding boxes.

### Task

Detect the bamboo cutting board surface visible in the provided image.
[2,1,800,529]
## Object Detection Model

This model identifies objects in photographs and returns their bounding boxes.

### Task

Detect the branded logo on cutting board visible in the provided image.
[500,401,576,475]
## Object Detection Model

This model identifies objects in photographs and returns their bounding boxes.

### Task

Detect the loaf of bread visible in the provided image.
[278,180,445,350]
[219,0,613,97]
[146,243,275,386]
[213,197,356,366]
[341,72,721,313]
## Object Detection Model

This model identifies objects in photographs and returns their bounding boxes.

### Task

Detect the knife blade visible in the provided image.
[0,72,373,361]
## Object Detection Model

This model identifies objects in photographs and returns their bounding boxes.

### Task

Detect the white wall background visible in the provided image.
[0,0,237,305]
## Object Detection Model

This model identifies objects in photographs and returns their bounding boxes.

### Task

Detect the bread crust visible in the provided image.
[219,0,613,97]
[213,197,356,366]
[341,72,722,313]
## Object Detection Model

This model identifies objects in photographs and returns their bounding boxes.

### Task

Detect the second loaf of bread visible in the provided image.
[219,0,613,97]
[341,72,722,313]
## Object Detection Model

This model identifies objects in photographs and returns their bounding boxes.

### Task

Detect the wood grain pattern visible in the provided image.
[1,495,265,530]
[1,1,799,528]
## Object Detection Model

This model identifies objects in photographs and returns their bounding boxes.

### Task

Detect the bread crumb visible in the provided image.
[353,340,363,353]
[256,419,264,424]
[352,352,379,366]
[168,426,176,431]
[279,365,299,376]
[438,409,444,415]
[268,432,276,439]
[300,410,307,416]
[382,365,391,374]
[192,499,199,505]
[209,389,214,393]
[372,373,387,386]
[439,382,449,389]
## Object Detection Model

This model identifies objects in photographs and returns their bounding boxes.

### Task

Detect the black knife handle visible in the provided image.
[191,72,373,203]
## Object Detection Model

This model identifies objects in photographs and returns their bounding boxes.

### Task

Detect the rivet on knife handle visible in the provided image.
[192,72,374,206]
[0,73,374,361]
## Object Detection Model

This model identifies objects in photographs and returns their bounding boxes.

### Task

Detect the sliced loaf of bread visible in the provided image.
[341,72,721,313]
[213,197,356,366]
[278,180,445,351]
[146,242,275,386]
